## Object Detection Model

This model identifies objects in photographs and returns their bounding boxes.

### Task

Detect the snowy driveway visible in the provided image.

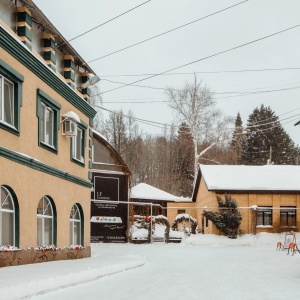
[29,242,300,300]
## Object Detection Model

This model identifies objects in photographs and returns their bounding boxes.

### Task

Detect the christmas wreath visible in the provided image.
[154,215,171,243]
[172,214,197,234]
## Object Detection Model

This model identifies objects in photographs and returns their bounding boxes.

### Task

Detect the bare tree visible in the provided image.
[166,75,232,184]
[90,85,104,132]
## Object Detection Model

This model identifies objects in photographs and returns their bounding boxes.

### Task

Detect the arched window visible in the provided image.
[70,204,82,246]
[37,196,54,246]
[0,186,15,245]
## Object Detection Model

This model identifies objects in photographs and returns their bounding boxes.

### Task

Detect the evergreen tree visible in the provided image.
[231,112,245,164]
[203,195,242,239]
[174,123,194,197]
[241,105,296,165]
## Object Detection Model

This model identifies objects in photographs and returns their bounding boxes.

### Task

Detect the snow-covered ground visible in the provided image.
[1,233,300,300]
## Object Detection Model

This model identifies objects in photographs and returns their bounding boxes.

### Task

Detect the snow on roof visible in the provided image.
[130,183,191,202]
[92,129,107,141]
[200,164,300,191]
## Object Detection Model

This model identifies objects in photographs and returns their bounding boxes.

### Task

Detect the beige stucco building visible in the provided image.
[169,164,300,235]
[0,0,97,253]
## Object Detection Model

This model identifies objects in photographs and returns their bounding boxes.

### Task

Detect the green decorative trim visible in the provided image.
[89,139,93,148]
[21,40,32,50]
[43,38,56,50]
[70,122,86,167]
[2,185,20,248]
[48,64,56,72]
[88,171,92,180]
[89,129,93,137]
[0,27,96,119]
[89,118,93,127]
[0,147,92,188]
[0,58,23,135]
[64,59,76,70]
[46,195,57,246]
[36,89,61,154]
[17,11,32,27]
[89,149,92,159]
[64,70,75,82]
[81,75,89,83]
[76,204,84,246]
[88,161,92,169]
[43,51,56,64]
[17,26,32,41]
[81,87,91,96]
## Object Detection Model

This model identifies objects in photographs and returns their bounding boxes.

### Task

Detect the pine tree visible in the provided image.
[203,195,242,239]
[241,105,296,165]
[231,112,245,164]
[174,123,194,197]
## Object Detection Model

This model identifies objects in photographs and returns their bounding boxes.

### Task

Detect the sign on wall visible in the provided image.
[91,173,128,243]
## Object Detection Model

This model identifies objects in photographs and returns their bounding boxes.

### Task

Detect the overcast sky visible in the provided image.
[33,0,300,145]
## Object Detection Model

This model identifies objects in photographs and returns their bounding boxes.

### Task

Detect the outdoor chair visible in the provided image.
[287,242,300,256]
[276,232,296,251]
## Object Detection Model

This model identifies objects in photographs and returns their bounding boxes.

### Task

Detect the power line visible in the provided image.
[99,78,300,99]
[87,0,249,63]
[63,0,152,44]
[94,102,300,133]
[99,67,300,78]
[97,24,300,95]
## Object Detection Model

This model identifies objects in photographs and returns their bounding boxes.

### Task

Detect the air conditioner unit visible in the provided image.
[63,119,77,136]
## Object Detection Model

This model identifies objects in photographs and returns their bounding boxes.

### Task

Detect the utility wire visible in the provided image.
[97,24,300,95]
[87,0,249,63]
[62,0,152,45]
[99,67,300,78]
[100,78,300,98]
[94,102,300,132]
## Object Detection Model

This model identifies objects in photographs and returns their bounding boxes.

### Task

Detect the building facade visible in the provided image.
[192,165,300,235]
[91,130,131,243]
[0,0,96,255]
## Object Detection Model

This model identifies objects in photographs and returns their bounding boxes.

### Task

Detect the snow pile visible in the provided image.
[182,232,299,247]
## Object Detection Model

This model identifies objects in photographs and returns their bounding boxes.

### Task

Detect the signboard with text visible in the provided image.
[91,173,128,243]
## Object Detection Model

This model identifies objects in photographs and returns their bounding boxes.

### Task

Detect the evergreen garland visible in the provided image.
[172,215,197,234]
[154,215,171,243]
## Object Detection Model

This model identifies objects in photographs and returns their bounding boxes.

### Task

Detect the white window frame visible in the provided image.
[41,103,54,147]
[72,127,84,162]
[0,186,15,246]
[0,75,15,128]
[70,204,81,246]
[37,196,54,246]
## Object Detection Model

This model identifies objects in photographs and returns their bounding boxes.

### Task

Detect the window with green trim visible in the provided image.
[69,204,82,246]
[37,89,61,153]
[71,122,86,165]
[0,186,18,246]
[0,60,23,135]
[37,196,55,246]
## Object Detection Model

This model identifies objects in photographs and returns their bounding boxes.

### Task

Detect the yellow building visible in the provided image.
[191,165,300,235]
[0,0,97,256]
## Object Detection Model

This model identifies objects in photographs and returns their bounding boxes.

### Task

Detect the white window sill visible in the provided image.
[41,142,56,150]
[256,225,273,228]
[0,120,16,130]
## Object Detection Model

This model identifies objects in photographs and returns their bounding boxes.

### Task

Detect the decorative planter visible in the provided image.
[0,246,91,268]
